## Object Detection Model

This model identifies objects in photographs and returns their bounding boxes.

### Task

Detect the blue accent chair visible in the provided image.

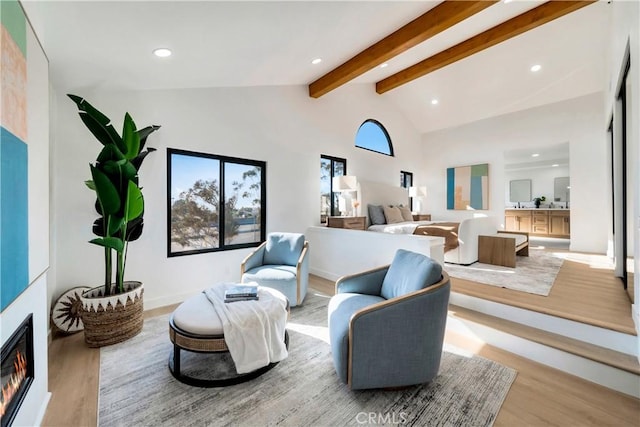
[328,249,450,390]
[241,232,309,307]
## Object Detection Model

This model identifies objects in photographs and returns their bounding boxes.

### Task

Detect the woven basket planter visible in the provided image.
[80,281,144,348]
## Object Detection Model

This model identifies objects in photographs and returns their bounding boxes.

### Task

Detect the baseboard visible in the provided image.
[144,291,196,311]
[309,267,340,282]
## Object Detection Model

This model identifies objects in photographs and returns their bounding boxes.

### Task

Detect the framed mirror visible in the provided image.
[553,176,570,204]
[509,179,532,203]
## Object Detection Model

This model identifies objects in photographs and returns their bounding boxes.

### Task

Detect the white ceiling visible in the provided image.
[21,0,609,134]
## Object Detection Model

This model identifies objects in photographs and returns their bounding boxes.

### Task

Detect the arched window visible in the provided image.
[355,119,394,156]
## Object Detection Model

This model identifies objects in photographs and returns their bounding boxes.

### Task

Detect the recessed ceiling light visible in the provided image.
[380,63,388,68]
[552,164,559,167]
[531,153,540,157]
[311,58,322,65]
[503,0,513,4]
[431,99,439,105]
[530,64,542,72]
[153,48,172,58]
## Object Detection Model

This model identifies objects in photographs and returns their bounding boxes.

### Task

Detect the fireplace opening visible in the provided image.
[1,314,34,427]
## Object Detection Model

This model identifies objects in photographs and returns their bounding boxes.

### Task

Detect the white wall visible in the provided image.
[50,84,424,309]
[420,92,606,254]
[307,226,444,281]
[606,0,640,347]
[504,165,570,208]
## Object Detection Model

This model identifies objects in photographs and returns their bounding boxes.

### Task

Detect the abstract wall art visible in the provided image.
[1,0,29,311]
[446,163,489,210]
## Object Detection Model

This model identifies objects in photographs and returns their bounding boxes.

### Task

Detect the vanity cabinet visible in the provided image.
[549,210,570,237]
[504,209,570,238]
[532,211,549,235]
[504,210,531,233]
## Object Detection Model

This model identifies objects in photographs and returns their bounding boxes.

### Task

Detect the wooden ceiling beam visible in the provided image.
[308,0,499,98]
[376,1,597,94]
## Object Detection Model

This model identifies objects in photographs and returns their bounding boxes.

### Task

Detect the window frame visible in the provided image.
[167,148,266,257]
[400,170,414,210]
[355,119,395,157]
[320,155,347,223]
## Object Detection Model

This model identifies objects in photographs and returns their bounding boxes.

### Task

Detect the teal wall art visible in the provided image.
[446,163,489,210]
[1,0,29,311]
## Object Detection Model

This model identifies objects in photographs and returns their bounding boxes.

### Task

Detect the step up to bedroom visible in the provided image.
[446,299,640,398]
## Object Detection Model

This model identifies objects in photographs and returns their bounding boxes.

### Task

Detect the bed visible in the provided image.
[359,179,497,265]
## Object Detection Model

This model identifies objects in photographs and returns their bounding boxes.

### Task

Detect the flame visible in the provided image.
[0,350,28,417]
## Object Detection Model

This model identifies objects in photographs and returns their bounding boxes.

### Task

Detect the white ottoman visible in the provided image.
[168,284,289,387]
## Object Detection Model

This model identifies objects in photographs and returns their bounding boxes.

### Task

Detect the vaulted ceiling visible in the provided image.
[22,0,608,133]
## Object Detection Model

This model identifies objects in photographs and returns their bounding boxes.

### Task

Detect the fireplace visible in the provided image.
[1,314,34,427]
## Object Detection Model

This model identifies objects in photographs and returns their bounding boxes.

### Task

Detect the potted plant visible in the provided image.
[534,196,546,208]
[68,95,160,347]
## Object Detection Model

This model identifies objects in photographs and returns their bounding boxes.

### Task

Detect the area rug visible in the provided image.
[99,292,517,427]
[445,248,566,296]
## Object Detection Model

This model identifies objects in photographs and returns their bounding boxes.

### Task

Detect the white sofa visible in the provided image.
[444,216,497,265]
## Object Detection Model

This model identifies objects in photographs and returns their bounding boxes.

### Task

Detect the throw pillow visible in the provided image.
[368,204,386,225]
[398,205,413,222]
[383,205,404,224]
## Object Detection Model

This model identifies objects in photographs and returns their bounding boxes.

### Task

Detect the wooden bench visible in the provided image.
[478,231,529,268]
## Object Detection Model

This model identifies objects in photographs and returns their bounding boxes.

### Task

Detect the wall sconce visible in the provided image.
[332,175,358,216]
[409,186,427,214]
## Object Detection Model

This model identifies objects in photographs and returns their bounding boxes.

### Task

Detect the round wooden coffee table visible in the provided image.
[168,285,289,387]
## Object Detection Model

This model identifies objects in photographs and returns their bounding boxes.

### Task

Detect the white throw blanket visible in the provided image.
[203,284,288,374]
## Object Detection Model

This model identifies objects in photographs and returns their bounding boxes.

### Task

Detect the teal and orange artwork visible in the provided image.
[447,163,489,210]
[1,0,29,311]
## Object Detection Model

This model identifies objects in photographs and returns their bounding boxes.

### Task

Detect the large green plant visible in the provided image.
[68,95,160,296]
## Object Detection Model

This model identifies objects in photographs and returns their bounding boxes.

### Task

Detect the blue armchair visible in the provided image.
[241,232,309,307]
[327,249,450,390]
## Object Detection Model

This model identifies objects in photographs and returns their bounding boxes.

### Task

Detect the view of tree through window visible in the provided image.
[355,119,394,156]
[320,155,346,223]
[168,149,266,256]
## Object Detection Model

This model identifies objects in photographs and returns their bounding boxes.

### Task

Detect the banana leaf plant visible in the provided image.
[68,95,160,296]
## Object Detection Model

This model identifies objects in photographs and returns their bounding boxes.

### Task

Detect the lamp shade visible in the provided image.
[409,186,427,198]
[332,175,358,191]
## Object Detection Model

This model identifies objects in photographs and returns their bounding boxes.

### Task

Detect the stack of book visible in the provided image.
[224,285,259,303]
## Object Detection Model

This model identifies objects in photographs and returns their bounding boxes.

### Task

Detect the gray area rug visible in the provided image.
[446,248,565,296]
[99,292,517,426]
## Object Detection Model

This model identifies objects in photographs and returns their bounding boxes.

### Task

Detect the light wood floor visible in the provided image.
[450,249,637,335]
[43,269,639,427]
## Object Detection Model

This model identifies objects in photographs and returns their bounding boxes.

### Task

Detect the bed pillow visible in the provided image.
[368,204,386,225]
[383,206,404,224]
[398,205,413,222]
